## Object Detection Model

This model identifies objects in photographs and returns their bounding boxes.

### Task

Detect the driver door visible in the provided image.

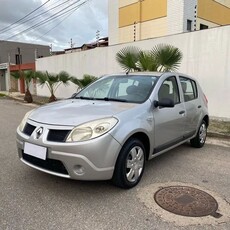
[153,76,186,153]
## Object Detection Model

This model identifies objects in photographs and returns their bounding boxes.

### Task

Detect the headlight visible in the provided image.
[66,117,118,142]
[18,110,34,132]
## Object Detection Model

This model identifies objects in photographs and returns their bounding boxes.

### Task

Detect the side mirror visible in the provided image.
[154,98,175,108]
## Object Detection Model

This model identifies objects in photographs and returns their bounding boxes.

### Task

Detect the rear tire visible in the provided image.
[190,120,207,148]
[112,138,146,189]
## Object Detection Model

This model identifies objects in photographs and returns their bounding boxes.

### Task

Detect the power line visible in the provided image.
[4,0,88,41]
[0,0,70,35]
[0,0,51,33]
[36,1,88,41]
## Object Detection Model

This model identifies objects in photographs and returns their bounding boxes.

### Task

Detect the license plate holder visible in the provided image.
[24,142,47,160]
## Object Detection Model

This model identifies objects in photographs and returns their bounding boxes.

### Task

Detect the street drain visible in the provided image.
[154,186,222,218]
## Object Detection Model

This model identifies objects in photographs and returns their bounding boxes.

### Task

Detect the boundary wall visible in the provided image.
[36,26,230,119]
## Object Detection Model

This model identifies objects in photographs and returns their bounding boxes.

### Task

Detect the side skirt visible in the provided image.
[150,130,196,159]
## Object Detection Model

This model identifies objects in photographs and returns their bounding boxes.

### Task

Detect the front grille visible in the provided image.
[47,130,70,142]
[22,151,68,175]
[23,123,36,136]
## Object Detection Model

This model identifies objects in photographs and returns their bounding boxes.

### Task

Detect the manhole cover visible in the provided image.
[154,186,220,217]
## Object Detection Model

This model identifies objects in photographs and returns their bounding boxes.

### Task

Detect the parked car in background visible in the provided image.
[16,72,209,188]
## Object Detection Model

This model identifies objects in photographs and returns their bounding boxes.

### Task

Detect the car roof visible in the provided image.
[104,72,197,81]
[104,72,163,77]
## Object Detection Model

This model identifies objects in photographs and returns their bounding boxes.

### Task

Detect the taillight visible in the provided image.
[203,94,208,106]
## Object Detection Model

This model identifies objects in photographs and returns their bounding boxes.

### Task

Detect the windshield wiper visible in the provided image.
[102,97,127,102]
[75,96,127,102]
[75,96,95,100]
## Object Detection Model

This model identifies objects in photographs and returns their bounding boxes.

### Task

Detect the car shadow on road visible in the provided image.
[142,142,206,185]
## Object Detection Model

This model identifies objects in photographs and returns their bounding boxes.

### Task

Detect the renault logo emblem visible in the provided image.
[36,127,43,139]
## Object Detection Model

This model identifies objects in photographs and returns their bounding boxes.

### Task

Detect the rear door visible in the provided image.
[179,76,201,138]
[153,75,186,153]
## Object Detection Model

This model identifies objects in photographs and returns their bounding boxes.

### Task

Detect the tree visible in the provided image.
[71,74,97,90]
[36,71,71,102]
[116,46,141,72]
[11,70,36,103]
[116,44,183,72]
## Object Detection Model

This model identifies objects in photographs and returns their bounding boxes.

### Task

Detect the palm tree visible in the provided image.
[11,70,36,103]
[71,74,97,90]
[116,44,183,72]
[116,46,141,72]
[36,71,71,102]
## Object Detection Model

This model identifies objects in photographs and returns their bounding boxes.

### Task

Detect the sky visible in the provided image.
[0,0,108,51]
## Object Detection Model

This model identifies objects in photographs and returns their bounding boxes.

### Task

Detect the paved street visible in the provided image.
[0,98,230,230]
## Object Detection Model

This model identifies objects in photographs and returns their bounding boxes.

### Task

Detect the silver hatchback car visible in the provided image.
[16,72,209,188]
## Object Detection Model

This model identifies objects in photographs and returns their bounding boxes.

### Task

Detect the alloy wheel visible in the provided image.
[199,123,207,144]
[126,146,144,183]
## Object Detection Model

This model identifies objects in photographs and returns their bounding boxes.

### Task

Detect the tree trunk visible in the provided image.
[49,94,57,103]
[24,89,33,103]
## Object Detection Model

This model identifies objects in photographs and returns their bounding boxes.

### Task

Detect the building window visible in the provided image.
[187,20,192,31]
[200,24,208,30]
[15,54,22,64]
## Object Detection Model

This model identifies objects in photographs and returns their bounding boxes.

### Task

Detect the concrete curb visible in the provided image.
[3,94,45,105]
[207,131,230,140]
[13,97,45,105]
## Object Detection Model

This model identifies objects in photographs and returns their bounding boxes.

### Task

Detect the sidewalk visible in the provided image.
[1,91,230,139]
[3,91,50,105]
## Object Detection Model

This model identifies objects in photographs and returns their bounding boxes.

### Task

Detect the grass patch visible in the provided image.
[209,120,230,135]
[0,93,6,97]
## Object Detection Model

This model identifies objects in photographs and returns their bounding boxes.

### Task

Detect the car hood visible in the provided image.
[29,99,136,126]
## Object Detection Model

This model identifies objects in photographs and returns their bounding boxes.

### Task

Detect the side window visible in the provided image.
[179,77,198,102]
[158,76,180,104]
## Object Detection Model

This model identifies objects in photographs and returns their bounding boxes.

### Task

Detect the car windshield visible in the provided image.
[75,75,158,103]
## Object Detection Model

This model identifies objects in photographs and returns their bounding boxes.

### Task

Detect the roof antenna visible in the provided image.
[126,69,130,75]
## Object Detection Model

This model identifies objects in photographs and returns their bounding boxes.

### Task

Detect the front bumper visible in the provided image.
[16,124,122,181]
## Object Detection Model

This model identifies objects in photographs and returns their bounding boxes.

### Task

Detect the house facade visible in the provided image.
[0,41,50,92]
[109,0,230,45]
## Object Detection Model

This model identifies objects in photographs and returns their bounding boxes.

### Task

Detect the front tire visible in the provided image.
[112,138,146,189]
[190,120,207,148]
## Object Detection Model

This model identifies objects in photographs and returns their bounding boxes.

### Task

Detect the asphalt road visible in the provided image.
[1,98,230,230]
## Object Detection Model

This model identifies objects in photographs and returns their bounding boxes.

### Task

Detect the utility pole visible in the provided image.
[50,44,53,55]
[96,30,100,46]
[8,53,10,64]
[8,53,11,92]
[69,38,75,52]
[17,47,25,93]
[17,47,22,64]
[35,48,38,60]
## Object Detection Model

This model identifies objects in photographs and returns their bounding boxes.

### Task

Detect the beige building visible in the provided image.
[109,0,230,45]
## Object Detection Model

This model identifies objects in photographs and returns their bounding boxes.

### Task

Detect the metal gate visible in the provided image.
[0,71,6,91]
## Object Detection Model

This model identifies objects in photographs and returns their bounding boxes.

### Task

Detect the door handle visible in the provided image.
[179,110,185,115]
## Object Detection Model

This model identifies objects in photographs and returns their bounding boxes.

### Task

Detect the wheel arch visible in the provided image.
[203,115,209,127]
[121,132,151,161]
[112,132,150,188]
